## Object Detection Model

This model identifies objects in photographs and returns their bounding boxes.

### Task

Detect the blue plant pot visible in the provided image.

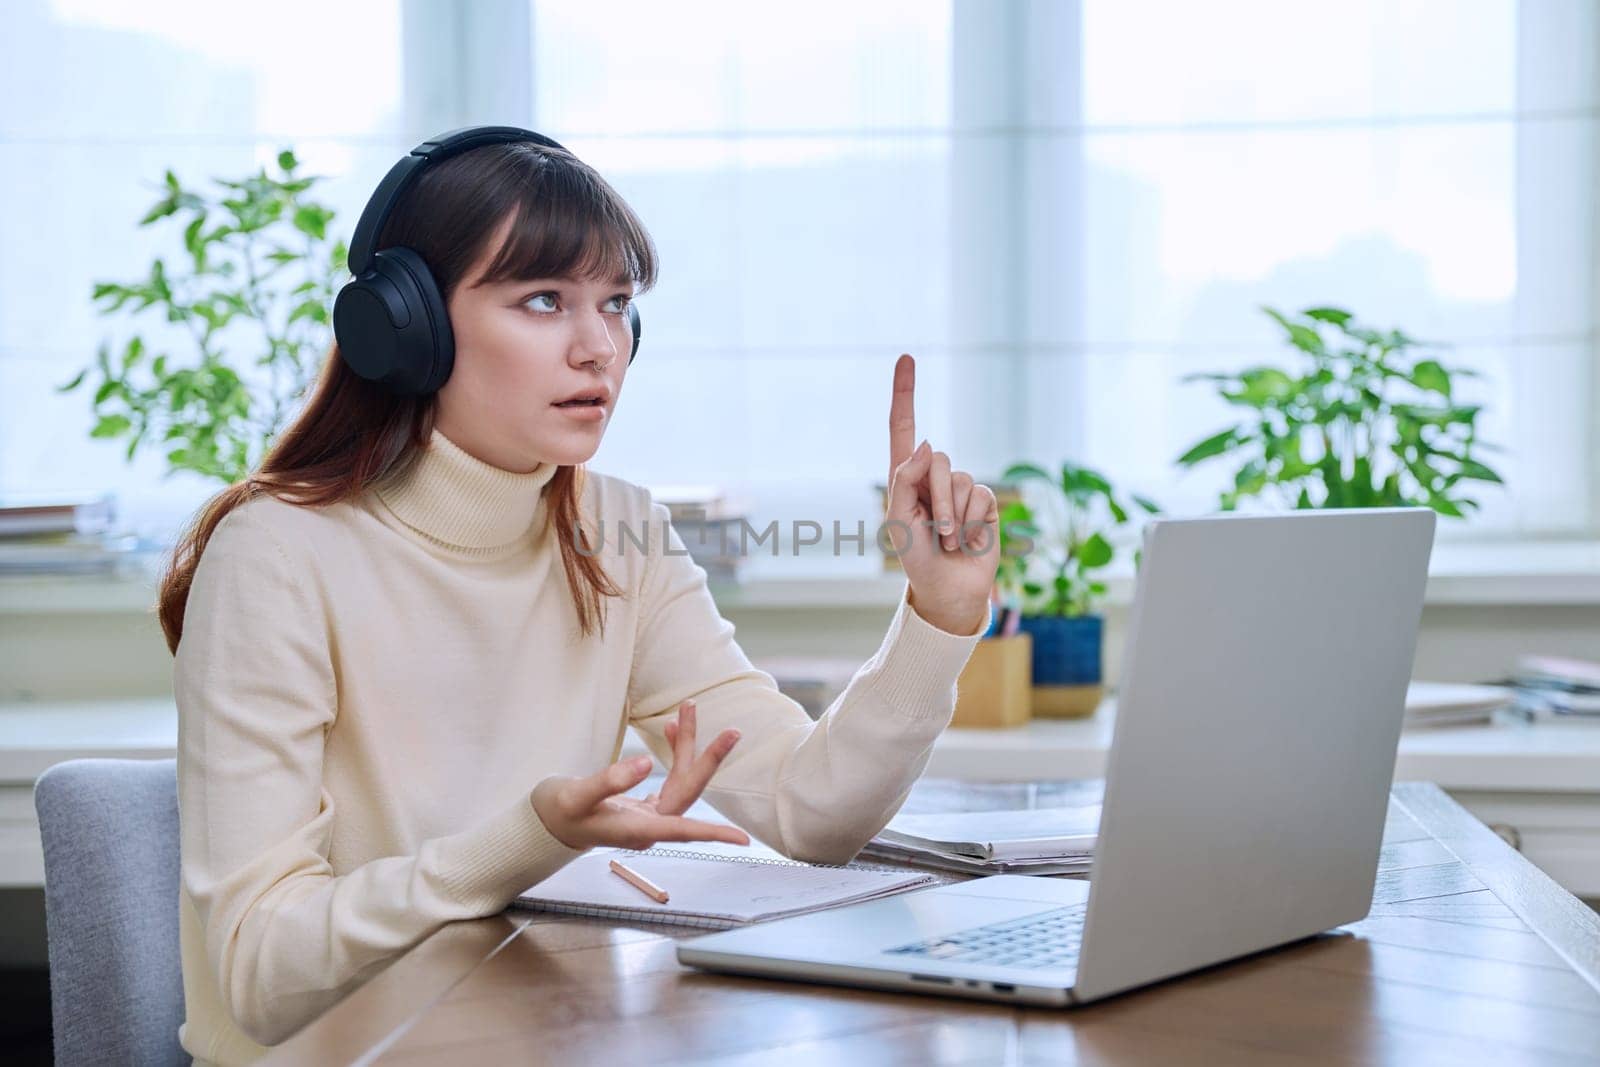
[1019,614,1104,687]
[1017,614,1105,717]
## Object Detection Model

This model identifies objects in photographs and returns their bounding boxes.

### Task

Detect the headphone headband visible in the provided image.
[346,126,569,276]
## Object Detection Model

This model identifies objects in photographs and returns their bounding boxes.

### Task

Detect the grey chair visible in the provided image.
[34,758,187,1067]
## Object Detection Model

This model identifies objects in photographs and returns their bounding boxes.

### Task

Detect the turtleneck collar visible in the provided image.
[373,429,559,554]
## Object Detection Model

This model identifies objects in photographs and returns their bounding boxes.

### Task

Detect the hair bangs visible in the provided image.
[478,151,658,293]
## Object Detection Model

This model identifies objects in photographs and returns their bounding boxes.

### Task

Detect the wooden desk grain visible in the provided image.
[262,782,1600,1066]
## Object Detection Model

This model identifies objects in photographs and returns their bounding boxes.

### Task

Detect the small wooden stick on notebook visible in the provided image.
[609,859,669,903]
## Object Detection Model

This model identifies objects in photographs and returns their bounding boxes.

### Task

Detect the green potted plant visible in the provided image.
[999,461,1159,718]
[58,150,345,485]
[1174,306,1505,515]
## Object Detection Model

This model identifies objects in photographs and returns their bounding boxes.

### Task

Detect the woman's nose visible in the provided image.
[571,309,621,367]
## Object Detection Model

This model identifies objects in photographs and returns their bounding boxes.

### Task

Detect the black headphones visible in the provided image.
[333,125,642,396]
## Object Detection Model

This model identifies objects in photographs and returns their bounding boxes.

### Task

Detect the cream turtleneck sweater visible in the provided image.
[174,429,983,1065]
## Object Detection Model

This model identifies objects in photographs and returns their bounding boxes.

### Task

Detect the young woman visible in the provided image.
[162,128,998,1064]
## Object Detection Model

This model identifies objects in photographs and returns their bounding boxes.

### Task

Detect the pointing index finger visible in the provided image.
[889,353,916,485]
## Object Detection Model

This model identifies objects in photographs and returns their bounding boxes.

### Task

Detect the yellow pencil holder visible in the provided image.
[1031,683,1105,718]
[951,633,1033,729]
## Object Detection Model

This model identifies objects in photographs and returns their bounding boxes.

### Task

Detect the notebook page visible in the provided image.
[515,849,933,924]
[879,806,1102,861]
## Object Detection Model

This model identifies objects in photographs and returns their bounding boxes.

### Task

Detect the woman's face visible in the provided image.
[434,216,635,473]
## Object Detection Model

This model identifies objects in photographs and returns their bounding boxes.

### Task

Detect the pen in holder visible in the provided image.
[951,632,1033,729]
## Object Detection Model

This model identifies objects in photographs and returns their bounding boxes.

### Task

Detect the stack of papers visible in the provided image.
[0,493,143,575]
[1510,656,1600,720]
[861,806,1099,876]
[1403,681,1517,729]
[647,484,750,581]
[0,494,115,538]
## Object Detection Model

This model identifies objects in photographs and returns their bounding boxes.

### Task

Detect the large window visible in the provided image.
[3,0,1595,547]
[1050,0,1598,538]
[537,1,956,540]
[1,0,410,541]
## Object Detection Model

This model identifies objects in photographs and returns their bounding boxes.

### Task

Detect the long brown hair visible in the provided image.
[157,141,658,654]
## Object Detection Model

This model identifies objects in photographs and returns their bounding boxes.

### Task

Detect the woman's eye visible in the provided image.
[524,293,558,313]
[605,295,632,314]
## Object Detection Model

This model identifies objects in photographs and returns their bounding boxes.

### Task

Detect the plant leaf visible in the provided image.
[292,204,333,240]
[1302,307,1352,326]
[1077,532,1114,568]
[1002,462,1055,485]
[138,196,178,226]
[1456,457,1505,485]
[1263,306,1324,354]
[1238,367,1295,405]
[1067,465,1113,497]
[1176,427,1241,466]
[90,414,132,438]
[1411,359,1452,397]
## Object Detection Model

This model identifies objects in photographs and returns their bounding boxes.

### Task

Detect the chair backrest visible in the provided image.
[34,758,186,1067]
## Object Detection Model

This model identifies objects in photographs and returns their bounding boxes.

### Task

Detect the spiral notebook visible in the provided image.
[510,846,936,930]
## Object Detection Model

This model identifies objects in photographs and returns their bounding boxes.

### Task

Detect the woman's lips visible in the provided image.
[552,402,606,422]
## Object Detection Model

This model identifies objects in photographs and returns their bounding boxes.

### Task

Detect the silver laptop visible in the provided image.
[677,507,1437,1006]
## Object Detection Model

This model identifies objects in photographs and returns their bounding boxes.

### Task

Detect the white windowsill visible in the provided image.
[2,697,1597,895]
[5,696,1599,791]
[2,540,1600,615]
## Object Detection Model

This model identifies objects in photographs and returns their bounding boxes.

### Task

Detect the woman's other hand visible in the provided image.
[530,700,750,851]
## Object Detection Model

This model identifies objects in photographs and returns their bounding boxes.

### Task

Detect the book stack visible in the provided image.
[649,485,748,581]
[1402,681,1517,729]
[1510,655,1600,722]
[0,494,139,575]
[860,806,1099,876]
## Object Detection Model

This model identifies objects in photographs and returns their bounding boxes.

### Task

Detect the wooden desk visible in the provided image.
[261,780,1600,1064]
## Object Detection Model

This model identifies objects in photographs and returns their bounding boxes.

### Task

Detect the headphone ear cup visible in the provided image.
[627,301,642,364]
[381,247,455,393]
[332,246,454,396]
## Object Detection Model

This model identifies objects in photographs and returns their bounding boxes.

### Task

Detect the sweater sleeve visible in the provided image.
[175,507,581,1047]
[625,501,984,865]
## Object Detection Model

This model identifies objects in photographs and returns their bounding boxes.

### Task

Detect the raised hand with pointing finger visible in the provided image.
[884,353,1000,636]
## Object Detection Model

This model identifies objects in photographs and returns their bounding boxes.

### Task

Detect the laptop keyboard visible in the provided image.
[883,905,1086,970]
